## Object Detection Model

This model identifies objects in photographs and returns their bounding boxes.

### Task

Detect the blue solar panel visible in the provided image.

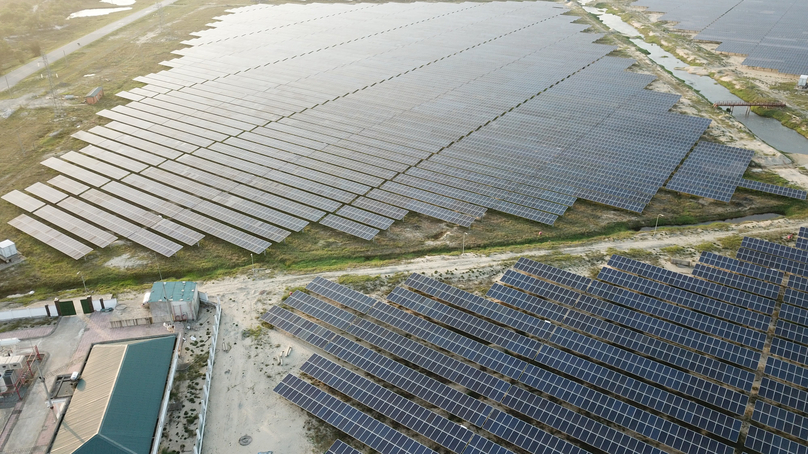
[766,356,808,388]
[759,377,808,413]
[324,440,361,454]
[743,236,808,264]
[306,276,379,313]
[771,337,808,366]
[260,306,335,348]
[691,263,781,300]
[301,355,480,454]
[736,247,808,277]
[597,267,771,331]
[408,272,755,387]
[745,425,808,454]
[512,257,593,290]
[775,320,808,346]
[752,400,808,440]
[274,375,439,454]
[780,304,808,327]
[784,288,808,309]
[699,251,784,284]
[323,336,493,427]
[789,275,808,293]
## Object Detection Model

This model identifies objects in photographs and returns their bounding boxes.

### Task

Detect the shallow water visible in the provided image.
[584,6,808,155]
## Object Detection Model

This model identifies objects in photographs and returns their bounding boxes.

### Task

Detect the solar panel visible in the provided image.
[560,271,767,350]
[350,197,408,220]
[759,377,808,414]
[608,254,775,314]
[318,214,379,240]
[699,251,784,284]
[738,178,807,200]
[743,236,808,264]
[81,189,204,245]
[25,183,67,204]
[745,425,808,454]
[40,157,111,187]
[56,197,183,257]
[737,247,808,277]
[692,263,781,300]
[32,204,117,248]
[300,355,481,454]
[335,206,394,230]
[7,214,92,259]
[59,151,130,180]
[47,175,90,196]
[596,267,771,331]
[2,190,46,212]
[770,337,808,366]
[274,374,440,454]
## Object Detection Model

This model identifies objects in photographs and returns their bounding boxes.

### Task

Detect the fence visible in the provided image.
[0,298,117,322]
[193,300,221,454]
[0,305,57,321]
[109,317,152,328]
[150,333,181,454]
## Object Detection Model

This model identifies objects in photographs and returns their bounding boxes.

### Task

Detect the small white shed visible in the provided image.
[0,240,17,263]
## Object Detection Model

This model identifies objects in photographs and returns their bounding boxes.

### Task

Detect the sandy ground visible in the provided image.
[198,215,806,454]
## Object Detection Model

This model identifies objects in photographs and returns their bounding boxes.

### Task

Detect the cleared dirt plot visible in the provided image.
[3,0,804,270]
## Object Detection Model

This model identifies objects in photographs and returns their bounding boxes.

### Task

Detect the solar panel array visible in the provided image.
[4,1,802,259]
[264,234,808,454]
[635,0,808,75]
[665,141,754,202]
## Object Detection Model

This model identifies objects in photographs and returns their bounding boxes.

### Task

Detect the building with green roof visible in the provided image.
[147,281,199,322]
[50,336,176,454]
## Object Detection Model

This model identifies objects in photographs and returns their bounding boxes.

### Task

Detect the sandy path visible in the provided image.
[200,216,805,454]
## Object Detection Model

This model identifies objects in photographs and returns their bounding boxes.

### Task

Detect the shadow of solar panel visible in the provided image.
[8,214,92,259]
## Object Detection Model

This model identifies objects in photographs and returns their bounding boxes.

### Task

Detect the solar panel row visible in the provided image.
[608,254,775,314]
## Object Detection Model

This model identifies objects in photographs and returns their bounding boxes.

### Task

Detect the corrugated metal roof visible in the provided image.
[148,281,196,303]
[51,336,175,454]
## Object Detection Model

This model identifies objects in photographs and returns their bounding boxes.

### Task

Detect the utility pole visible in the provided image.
[42,54,64,118]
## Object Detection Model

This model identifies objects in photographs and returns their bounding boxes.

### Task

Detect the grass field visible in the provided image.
[0,0,806,302]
